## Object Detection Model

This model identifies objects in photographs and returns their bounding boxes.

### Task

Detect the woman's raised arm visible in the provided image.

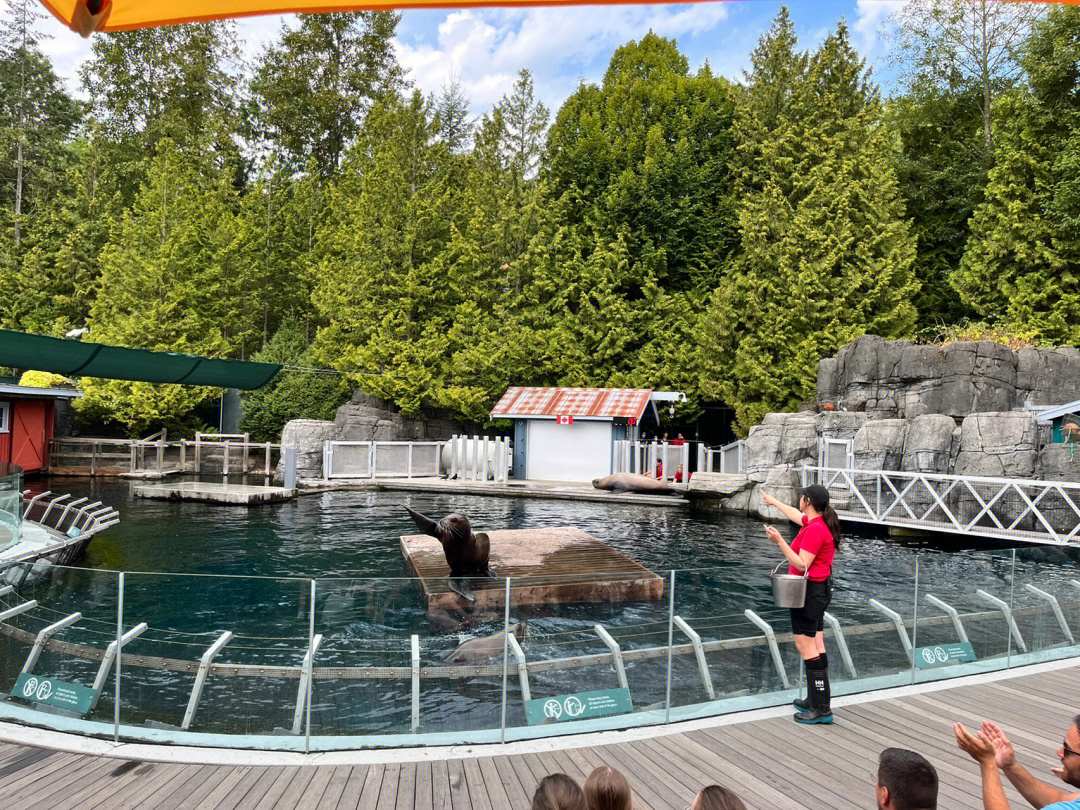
[761,491,804,525]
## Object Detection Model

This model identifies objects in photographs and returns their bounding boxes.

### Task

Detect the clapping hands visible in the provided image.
[955,721,1017,770]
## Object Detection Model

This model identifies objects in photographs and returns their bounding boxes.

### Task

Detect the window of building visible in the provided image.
[0,402,8,433]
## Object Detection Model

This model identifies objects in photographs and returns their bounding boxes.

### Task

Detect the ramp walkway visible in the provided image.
[0,658,1075,809]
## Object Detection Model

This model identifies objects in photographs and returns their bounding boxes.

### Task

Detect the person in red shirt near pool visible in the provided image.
[762,484,841,725]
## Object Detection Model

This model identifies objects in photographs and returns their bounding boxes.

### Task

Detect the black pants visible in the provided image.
[790,578,832,637]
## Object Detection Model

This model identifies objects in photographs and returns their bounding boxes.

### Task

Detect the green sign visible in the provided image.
[11,674,96,715]
[525,688,632,725]
[915,642,977,669]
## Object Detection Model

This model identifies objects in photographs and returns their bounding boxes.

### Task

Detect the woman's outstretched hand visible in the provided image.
[765,525,783,545]
[761,491,778,507]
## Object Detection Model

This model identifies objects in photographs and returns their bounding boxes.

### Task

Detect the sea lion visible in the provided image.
[404,506,496,602]
[591,472,682,496]
[444,623,526,664]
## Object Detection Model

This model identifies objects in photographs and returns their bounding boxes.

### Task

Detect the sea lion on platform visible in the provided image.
[444,623,526,663]
[404,506,496,602]
[591,472,682,496]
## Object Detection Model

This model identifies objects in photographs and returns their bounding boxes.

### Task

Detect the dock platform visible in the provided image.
[0,657,1075,809]
[132,481,295,505]
[401,527,664,611]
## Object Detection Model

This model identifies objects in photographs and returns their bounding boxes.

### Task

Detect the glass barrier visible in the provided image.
[913,548,1015,683]
[0,463,21,553]
[1012,546,1080,665]
[0,562,121,730]
[0,542,1077,749]
[118,572,311,742]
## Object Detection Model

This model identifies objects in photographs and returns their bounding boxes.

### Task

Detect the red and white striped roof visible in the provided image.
[491,387,652,420]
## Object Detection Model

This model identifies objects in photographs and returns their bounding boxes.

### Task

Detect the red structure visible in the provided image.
[0,383,79,473]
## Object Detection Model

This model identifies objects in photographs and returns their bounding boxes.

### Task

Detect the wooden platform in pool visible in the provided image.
[132,481,295,505]
[401,527,664,611]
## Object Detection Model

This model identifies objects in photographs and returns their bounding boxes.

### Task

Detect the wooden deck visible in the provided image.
[0,662,1077,809]
[401,527,664,610]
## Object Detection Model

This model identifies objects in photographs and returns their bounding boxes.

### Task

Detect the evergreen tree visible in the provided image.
[956,7,1080,343]
[702,14,918,432]
[250,12,401,176]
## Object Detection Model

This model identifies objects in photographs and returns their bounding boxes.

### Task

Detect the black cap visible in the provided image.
[800,484,830,510]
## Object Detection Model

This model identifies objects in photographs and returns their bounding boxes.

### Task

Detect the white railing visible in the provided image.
[324,436,511,483]
[613,441,691,483]
[802,466,1080,546]
[699,440,745,475]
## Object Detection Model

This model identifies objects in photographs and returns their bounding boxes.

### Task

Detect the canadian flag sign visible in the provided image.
[556,415,574,425]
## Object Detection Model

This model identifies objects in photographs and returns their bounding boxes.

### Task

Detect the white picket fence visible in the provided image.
[613,441,692,483]
[323,436,511,483]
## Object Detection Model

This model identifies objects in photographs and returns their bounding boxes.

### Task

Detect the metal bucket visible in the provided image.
[770,562,808,608]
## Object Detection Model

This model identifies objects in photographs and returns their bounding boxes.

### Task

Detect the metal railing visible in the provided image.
[614,441,692,482]
[701,440,745,475]
[324,436,511,482]
[803,466,1080,545]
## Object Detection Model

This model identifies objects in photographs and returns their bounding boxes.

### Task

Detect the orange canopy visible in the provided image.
[38,0,1080,36]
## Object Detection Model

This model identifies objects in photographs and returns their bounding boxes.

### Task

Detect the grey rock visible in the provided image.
[901,415,958,474]
[853,419,908,471]
[276,419,344,481]
[954,412,1037,478]
[724,487,754,514]
[1037,443,1080,482]
[334,390,471,441]
[1017,348,1080,408]
[814,411,868,442]
[743,413,818,482]
[750,465,801,521]
[687,472,752,499]
[817,357,839,405]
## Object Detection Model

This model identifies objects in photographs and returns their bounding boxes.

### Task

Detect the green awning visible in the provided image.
[0,330,281,390]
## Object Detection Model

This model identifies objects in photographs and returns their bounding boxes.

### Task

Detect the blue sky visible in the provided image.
[43,0,907,116]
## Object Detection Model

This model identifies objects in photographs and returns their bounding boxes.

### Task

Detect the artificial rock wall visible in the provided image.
[690,335,1076,520]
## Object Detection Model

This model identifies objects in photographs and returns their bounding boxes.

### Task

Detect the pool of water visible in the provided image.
[4,476,1079,741]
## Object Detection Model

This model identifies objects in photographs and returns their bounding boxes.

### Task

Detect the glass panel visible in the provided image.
[1012,545,1080,665]
[0,464,20,553]
[310,576,427,739]
[118,572,310,739]
[503,568,671,741]
[0,562,120,727]
[913,549,1015,683]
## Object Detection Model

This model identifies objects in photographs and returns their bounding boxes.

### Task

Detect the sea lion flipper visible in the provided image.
[448,577,476,603]
[403,505,440,538]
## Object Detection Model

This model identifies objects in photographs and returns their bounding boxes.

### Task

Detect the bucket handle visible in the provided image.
[771,560,809,578]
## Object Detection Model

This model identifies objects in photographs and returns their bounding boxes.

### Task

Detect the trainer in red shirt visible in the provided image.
[789,514,835,581]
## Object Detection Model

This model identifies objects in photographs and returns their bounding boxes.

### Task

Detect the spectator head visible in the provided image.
[689,784,747,810]
[584,766,632,810]
[532,773,586,810]
[1057,715,1080,788]
[876,748,938,810]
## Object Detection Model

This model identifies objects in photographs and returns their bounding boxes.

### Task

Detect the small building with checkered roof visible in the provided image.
[490,387,665,482]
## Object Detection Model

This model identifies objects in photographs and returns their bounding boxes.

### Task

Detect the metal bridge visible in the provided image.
[803,466,1080,545]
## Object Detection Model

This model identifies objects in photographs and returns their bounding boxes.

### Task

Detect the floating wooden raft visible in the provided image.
[401,527,664,611]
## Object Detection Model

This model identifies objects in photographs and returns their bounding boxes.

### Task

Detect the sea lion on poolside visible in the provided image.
[404,506,496,602]
[444,623,526,663]
[592,472,681,496]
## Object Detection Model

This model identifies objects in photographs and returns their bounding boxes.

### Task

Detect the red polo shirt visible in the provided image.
[789,515,835,582]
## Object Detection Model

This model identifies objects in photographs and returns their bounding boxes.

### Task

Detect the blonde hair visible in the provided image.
[583,766,632,810]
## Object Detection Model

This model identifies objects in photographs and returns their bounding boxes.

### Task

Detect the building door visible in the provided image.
[527,419,612,482]
[11,401,47,472]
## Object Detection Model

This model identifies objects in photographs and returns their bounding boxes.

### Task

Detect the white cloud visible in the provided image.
[854,0,907,43]
[396,4,730,113]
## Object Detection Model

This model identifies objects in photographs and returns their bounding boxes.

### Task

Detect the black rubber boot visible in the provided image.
[794,658,833,725]
[793,658,811,711]
[799,652,829,708]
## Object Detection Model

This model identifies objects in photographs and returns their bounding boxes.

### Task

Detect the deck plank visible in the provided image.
[2,662,1080,809]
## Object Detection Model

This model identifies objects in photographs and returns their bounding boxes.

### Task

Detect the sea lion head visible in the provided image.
[437,513,472,546]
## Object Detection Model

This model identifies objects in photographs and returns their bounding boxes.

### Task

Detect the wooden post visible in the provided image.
[195,434,202,475]
[180,441,186,473]
[90,442,97,476]
[129,443,136,474]
[156,441,164,472]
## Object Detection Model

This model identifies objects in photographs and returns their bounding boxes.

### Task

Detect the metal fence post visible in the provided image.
[114,571,123,742]
[665,570,675,724]
[1007,549,1016,669]
[306,579,315,753]
[910,556,920,684]
[500,577,511,743]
